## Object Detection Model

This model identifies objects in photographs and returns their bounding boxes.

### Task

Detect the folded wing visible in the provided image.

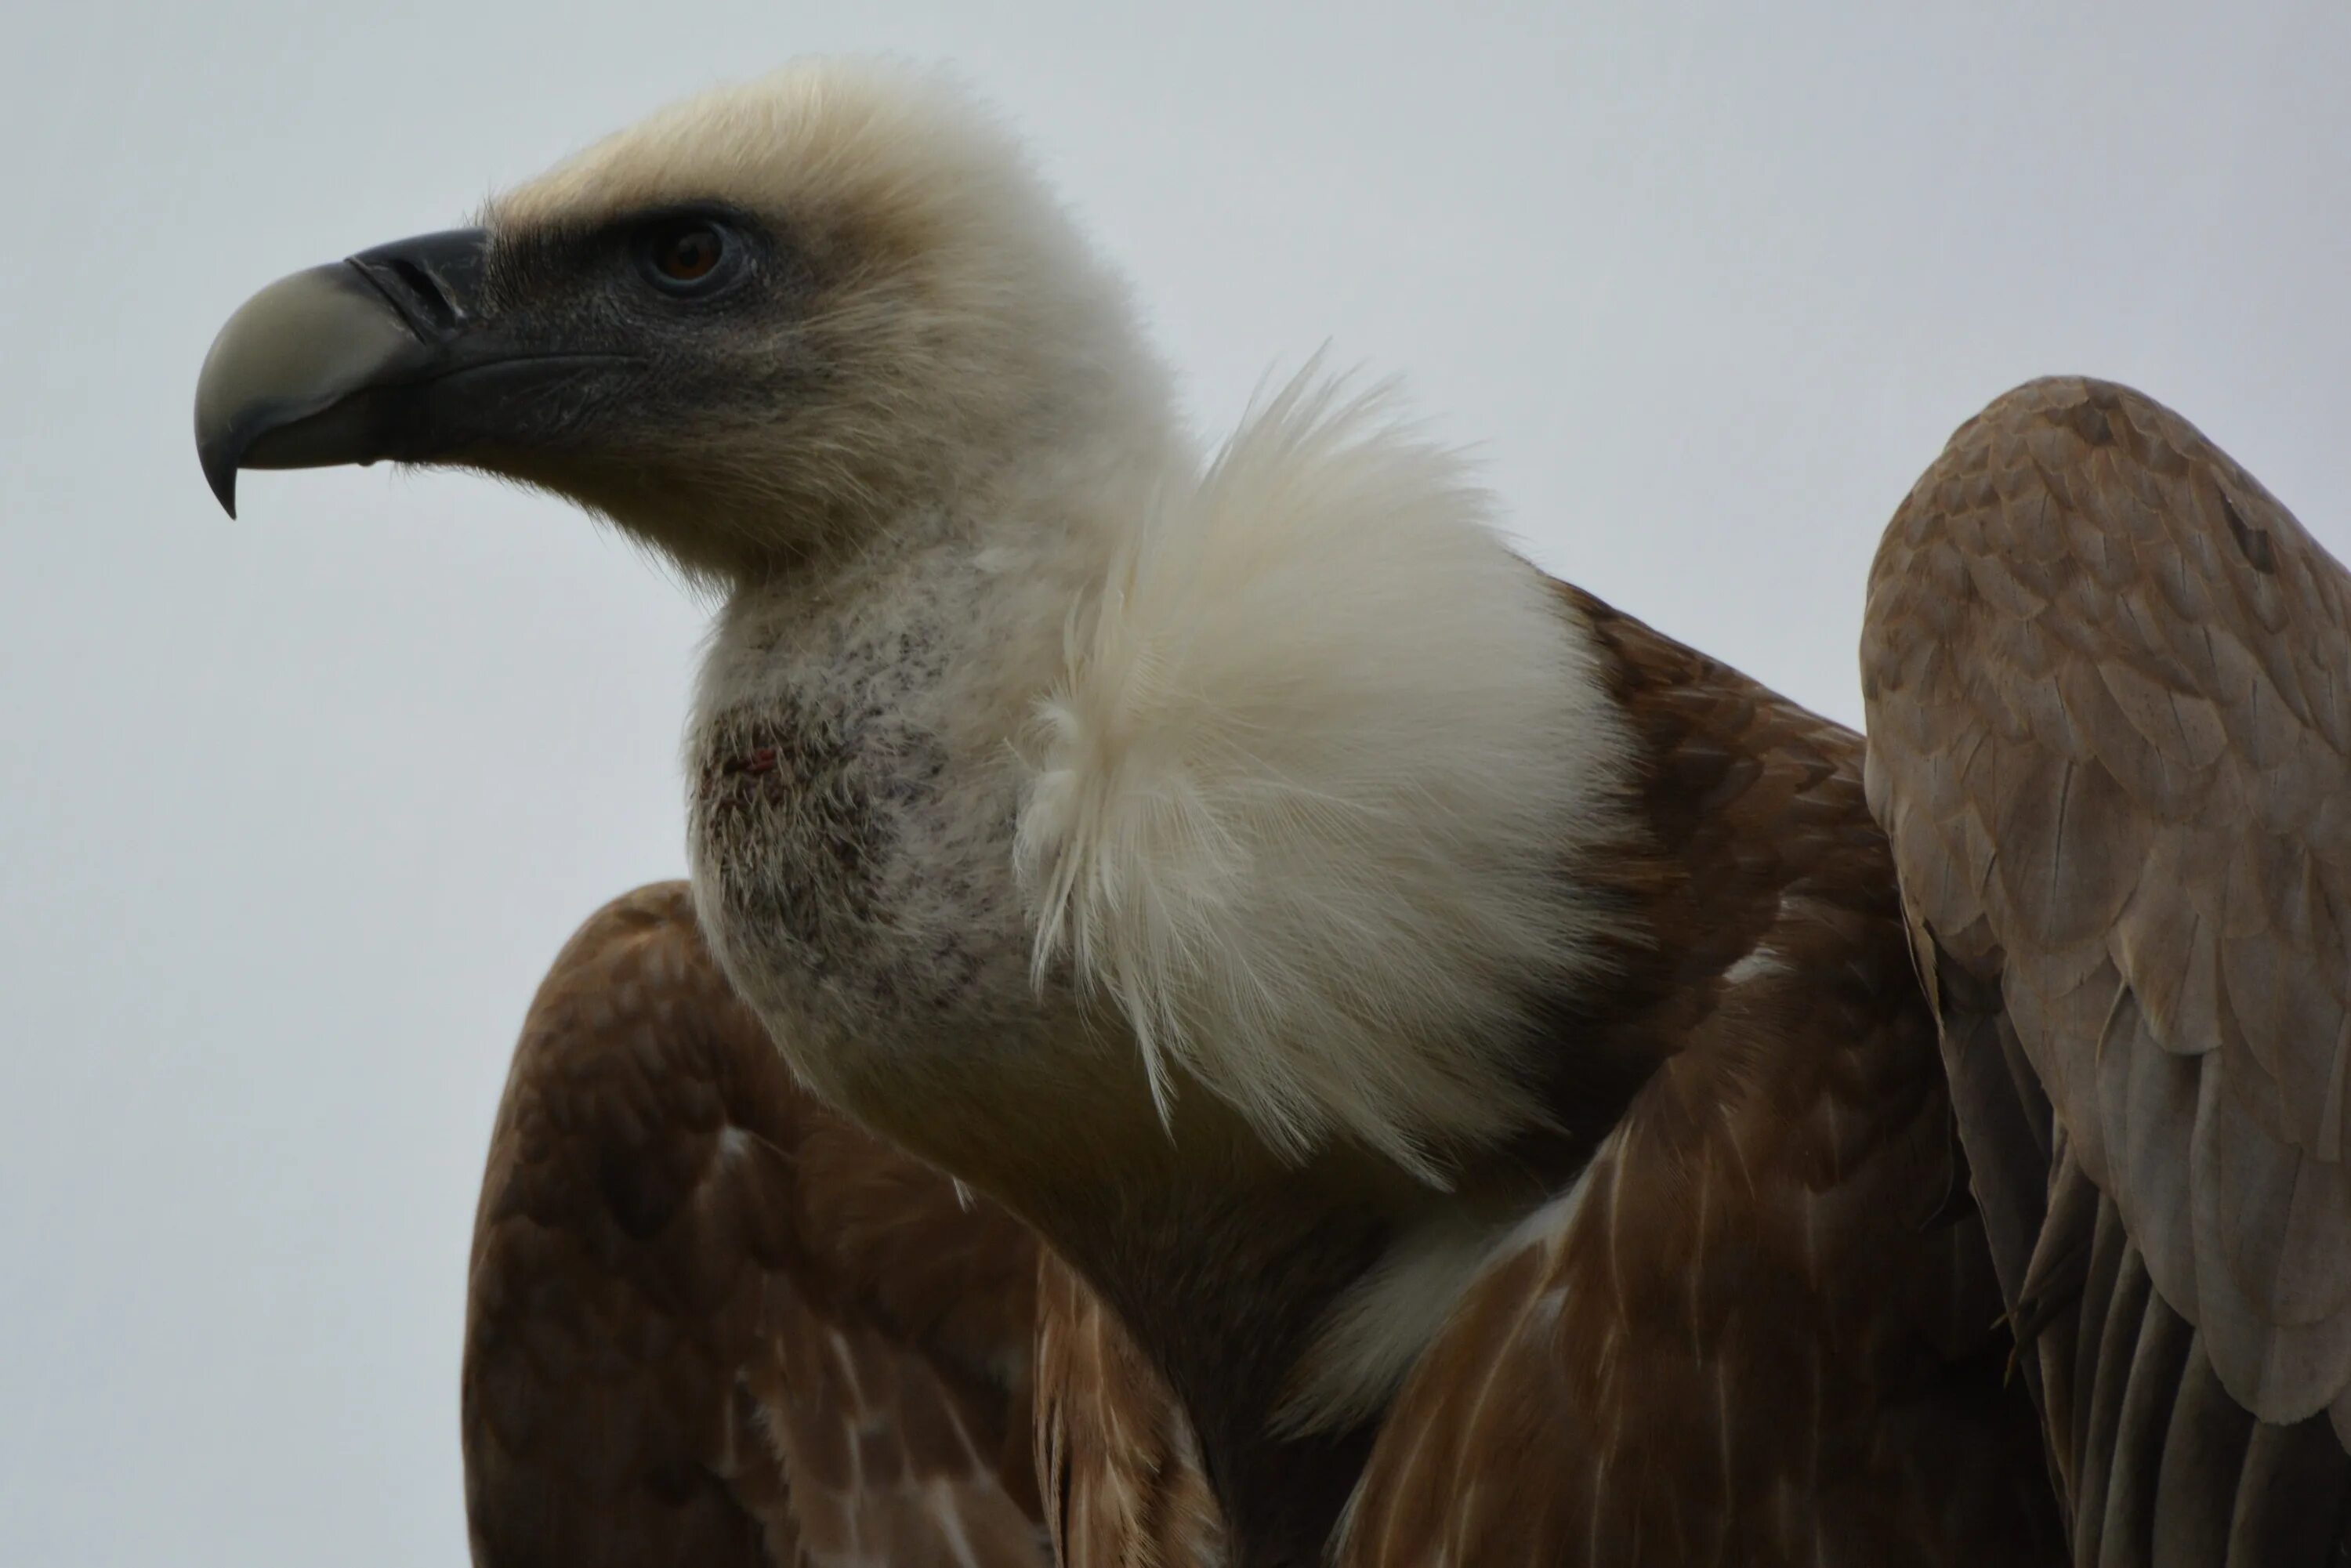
[462,882,1052,1567]
[1862,377,2351,1563]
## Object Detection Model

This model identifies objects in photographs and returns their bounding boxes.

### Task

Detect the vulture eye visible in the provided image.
[642,219,734,292]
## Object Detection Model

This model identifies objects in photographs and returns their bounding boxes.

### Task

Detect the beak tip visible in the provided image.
[190,244,462,521]
[198,440,241,517]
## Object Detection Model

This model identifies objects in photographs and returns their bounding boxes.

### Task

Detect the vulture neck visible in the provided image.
[686,425,1662,1564]
[698,522,1487,1558]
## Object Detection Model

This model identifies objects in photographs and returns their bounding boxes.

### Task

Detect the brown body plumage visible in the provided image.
[1337,588,2063,1564]
[464,885,1049,1566]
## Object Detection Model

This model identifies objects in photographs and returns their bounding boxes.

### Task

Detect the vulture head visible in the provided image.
[194,61,1168,583]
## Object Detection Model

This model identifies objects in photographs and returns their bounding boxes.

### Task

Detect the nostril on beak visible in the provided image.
[384,258,462,333]
[345,229,490,344]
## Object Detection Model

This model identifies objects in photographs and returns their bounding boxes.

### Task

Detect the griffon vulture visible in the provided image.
[194,61,2351,1566]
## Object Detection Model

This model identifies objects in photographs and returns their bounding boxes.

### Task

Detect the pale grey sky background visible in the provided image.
[2,2,2346,1563]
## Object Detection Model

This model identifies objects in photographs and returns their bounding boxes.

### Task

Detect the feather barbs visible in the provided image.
[1015,370,1632,1182]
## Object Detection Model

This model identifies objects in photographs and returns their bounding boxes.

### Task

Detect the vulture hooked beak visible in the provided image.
[193,228,632,516]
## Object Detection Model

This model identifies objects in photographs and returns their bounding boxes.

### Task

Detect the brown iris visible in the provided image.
[652,223,725,284]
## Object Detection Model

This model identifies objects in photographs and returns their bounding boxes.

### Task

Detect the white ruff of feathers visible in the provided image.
[1015,370,1631,1182]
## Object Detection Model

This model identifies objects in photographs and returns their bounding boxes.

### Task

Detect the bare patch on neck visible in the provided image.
[1014,368,1632,1182]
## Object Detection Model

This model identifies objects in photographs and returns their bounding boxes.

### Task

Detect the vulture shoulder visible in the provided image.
[1335,596,2063,1566]
[462,882,1059,1566]
[1862,376,2351,1562]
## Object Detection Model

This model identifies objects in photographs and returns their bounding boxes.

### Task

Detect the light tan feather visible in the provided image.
[1034,1252,1226,1568]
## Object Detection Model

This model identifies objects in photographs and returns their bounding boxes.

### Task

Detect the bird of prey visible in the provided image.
[193,60,2350,1566]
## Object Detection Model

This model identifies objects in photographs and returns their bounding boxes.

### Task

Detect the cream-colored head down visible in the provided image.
[487,60,1170,581]
[487,60,1631,1183]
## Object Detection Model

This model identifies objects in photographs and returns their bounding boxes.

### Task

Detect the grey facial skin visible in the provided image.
[194,227,642,516]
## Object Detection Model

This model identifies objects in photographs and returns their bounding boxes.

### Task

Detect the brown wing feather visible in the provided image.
[463,882,1050,1567]
[1034,1250,1226,1568]
[1337,599,2062,1566]
[1862,376,2351,1560]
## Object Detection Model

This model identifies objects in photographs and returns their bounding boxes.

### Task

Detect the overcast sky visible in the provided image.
[3,3,2346,1563]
